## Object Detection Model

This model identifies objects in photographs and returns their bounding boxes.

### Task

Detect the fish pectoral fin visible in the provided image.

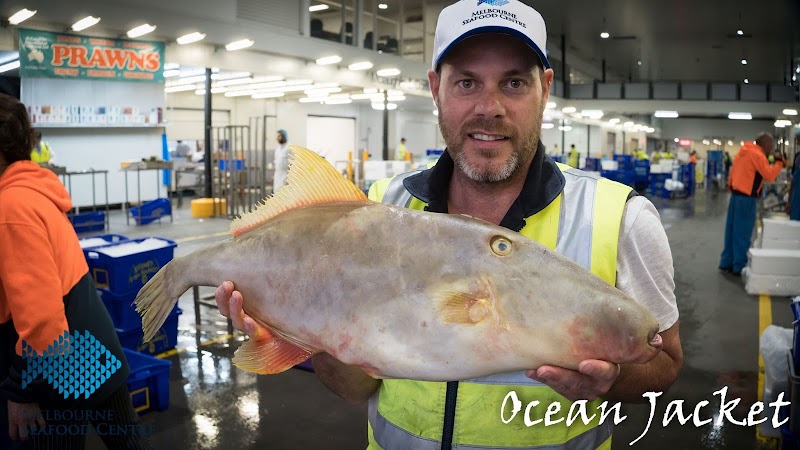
[232,335,315,375]
[436,292,494,324]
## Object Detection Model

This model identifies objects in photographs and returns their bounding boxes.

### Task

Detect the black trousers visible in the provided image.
[3,383,154,450]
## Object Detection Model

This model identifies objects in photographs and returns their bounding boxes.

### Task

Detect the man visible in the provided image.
[567,143,579,168]
[634,148,648,160]
[29,131,54,167]
[719,133,785,274]
[216,1,682,448]
[273,129,289,193]
[395,137,408,161]
[790,152,799,221]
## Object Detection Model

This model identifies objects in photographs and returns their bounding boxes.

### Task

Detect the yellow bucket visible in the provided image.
[191,198,226,218]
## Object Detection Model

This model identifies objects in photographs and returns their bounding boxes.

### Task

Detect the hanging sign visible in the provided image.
[18,29,164,82]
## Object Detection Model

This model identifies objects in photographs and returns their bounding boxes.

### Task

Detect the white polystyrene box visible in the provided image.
[747,248,800,276]
[743,267,800,296]
[762,237,800,251]
[763,218,800,241]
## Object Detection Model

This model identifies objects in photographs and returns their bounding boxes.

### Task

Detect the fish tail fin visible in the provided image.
[134,258,191,342]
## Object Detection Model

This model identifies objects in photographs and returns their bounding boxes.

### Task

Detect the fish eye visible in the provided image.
[490,236,512,256]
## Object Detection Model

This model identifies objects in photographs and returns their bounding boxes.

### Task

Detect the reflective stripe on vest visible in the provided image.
[367,165,631,450]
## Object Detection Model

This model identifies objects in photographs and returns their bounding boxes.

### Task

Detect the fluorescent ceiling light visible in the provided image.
[728,112,752,120]
[542,123,555,129]
[624,121,634,127]
[376,68,401,77]
[783,109,797,116]
[211,72,251,81]
[305,87,343,96]
[225,90,257,97]
[558,126,573,131]
[387,95,406,102]
[324,98,353,105]
[581,110,603,119]
[600,32,610,39]
[127,24,156,38]
[775,120,792,127]
[171,75,207,85]
[646,127,655,133]
[741,59,747,65]
[727,140,734,146]
[226,39,254,51]
[309,4,329,12]
[561,106,576,114]
[9,9,37,25]
[252,92,286,99]
[350,93,383,100]
[737,29,744,36]
[654,110,679,118]
[348,61,374,71]
[195,89,206,95]
[608,118,620,124]
[743,78,749,84]
[546,102,556,109]
[378,3,389,9]
[299,97,324,103]
[0,60,20,73]
[72,16,101,32]
[673,138,679,143]
[364,87,378,94]
[163,69,180,77]
[177,32,206,45]
[316,55,342,65]
[164,85,198,93]
[372,102,398,110]
[164,63,180,70]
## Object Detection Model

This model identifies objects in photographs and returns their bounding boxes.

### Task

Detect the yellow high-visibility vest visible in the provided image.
[366,162,632,449]
[31,141,51,163]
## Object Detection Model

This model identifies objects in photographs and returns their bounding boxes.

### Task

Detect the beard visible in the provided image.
[438,106,542,183]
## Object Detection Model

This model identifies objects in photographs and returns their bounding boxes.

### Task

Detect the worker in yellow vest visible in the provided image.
[395,138,408,161]
[213,1,683,448]
[30,131,55,166]
[567,143,580,168]
[634,148,648,160]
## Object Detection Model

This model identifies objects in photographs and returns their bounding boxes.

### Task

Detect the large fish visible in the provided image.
[135,146,662,380]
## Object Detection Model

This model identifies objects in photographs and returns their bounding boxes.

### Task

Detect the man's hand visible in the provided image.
[525,360,620,402]
[7,400,45,440]
[215,281,272,341]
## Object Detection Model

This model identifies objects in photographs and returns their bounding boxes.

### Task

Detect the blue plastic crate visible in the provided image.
[117,307,181,355]
[123,349,171,414]
[99,289,140,330]
[69,211,106,234]
[601,169,636,187]
[85,237,177,295]
[129,198,171,225]
[584,157,601,172]
[218,159,245,170]
[613,154,634,171]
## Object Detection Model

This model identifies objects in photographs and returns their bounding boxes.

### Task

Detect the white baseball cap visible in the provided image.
[432,0,550,70]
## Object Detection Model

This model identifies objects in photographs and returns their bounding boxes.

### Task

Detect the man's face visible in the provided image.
[277,133,286,144]
[428,34,553,183]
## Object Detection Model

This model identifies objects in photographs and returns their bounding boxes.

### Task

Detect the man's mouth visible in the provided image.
[469,133,509,142]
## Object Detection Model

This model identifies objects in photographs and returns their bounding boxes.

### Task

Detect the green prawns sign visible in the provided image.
[19,29,164,82]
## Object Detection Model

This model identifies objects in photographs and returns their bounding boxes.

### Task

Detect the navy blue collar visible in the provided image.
[403,141,566,232]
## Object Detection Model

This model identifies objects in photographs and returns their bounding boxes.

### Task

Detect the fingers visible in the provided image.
[525,362,620,402]
[243,316,272,342]
[228,290,247,332]
[578,360,620,382]
[215,281,234,317]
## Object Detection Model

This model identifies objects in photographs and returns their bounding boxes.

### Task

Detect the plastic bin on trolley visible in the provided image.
[117,307,182,355]
[69,211,106,234]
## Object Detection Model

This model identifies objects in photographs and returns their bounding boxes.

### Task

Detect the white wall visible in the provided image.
[22,78,166,208]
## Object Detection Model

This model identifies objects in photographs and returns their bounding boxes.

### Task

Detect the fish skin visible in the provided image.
[135,200,660,381]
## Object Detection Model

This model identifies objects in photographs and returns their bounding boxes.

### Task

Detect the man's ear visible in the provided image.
[428,69,441,107]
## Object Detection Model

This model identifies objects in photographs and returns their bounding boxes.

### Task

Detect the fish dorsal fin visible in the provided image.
[230,145,369,236]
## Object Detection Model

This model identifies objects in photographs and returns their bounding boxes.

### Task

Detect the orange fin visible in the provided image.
[230,145,369,236]
[232,334,315,375]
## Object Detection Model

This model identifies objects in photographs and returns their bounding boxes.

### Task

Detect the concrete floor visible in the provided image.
[82,187,792,450]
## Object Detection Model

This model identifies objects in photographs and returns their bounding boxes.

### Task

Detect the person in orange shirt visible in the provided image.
[719,132,785,275]
[0,94,152,449]
[689,150,697,165]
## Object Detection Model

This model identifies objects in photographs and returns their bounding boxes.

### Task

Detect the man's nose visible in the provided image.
[474,86,506,118]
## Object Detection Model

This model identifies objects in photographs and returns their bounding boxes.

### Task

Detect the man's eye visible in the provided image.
[459,80,473,89]
[509,80,524,88]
